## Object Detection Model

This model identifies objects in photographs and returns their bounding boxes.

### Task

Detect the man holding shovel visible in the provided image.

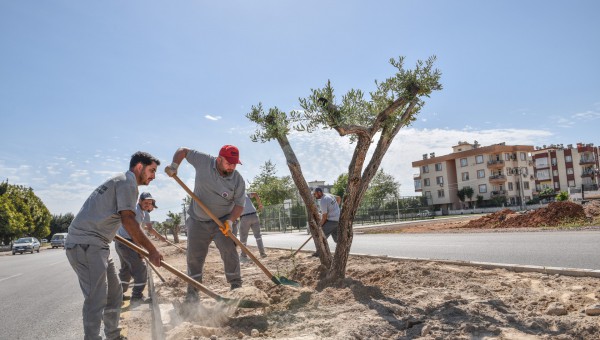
[115,192,157,303]
[65,151,163,340]
[165,145,246,304]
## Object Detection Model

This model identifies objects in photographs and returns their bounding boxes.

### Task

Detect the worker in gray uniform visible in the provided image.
[115,192,157,303]
[65,151,163,340]
[312,187,341,257]
[165,145,245,303]
[236,192,267,259]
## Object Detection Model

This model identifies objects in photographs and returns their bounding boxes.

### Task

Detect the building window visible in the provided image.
[477,169,485,178]
[460,158,468,167]
[437,190,445,198]
[553,170,558,177]
[520,152,527,161]
[475,155,483,164]
[462,172,469,181]
[523,181,530,190]
[568,180,575,187]
[554,182,560,189]
[536,169,550,181]
[505,153,511,161]
[436,176,444,185]
[508,182,513,191]
[565,155,572,162]
[551,158,557,166]
[435,163,443,171]
[422,165,429,173]
[567,168,573,175]
[424,178,430,186]
[479,184,487,193]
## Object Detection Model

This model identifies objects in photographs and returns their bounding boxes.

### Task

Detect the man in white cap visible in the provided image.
[312,187,341,257]
[165,145,245,304]
[115,192,158,303]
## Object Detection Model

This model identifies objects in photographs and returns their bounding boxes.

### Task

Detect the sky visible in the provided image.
[1,1,599,222]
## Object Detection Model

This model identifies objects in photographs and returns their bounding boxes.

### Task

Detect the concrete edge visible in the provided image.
[147,265,165,340]
[273,247,600,278]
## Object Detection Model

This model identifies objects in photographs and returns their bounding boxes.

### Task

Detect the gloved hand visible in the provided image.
[220,220,232,236]
[164,162,179,177]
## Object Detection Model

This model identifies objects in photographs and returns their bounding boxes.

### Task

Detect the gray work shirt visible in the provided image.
[241,194,257,215]
[66,171,139,247]
[319,193,340,221]
[186,150,246,221]
[116,203,149,240]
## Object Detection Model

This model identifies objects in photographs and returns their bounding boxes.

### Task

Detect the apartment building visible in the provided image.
[412,141,535,212]
[531,143,599,193]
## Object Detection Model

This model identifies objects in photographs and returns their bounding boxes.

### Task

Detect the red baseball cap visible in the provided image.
[219,145,242,164]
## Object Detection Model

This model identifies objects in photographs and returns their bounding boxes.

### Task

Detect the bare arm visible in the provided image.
[250,192,264,212]
[229,205,244,222]
[171,147,190,165]
[144,222,167,242]
[120,210,163,266]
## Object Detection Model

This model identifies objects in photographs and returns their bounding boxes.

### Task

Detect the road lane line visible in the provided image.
[0,273,23,283]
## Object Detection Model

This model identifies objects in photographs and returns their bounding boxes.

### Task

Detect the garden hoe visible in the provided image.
[170,174,301,287]
[115,235,268,308]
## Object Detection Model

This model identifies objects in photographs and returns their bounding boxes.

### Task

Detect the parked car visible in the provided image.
[41,238,48,243]
[417,210,432,217]
[50,233,68,248]
[12,237,41,255]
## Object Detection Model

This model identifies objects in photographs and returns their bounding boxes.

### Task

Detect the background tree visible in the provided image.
[457,188,467,208]
[364,169,400,204]
[165,211,182,243]
[248,160,296,206]
[247,56,441,284]
[0,181,51,242]
[49,213,74,236]
[464,186,474,208]
[331,173,349,198]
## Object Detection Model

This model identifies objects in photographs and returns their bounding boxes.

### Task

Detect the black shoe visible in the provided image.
[131,296,151,304]
[230,283,242,290]
[260,253,267,258]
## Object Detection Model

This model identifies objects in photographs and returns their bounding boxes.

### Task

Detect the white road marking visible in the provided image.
[0,273,23,283]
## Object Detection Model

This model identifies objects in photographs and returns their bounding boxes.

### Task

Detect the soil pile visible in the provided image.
[583,199,600,220]
[462,202,587,229]
[121,240,600,339]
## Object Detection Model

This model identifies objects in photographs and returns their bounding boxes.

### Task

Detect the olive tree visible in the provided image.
[247,56,442,284]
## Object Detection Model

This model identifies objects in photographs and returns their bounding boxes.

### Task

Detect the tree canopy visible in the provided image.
[248,160,296,206]
[0,180,51,244]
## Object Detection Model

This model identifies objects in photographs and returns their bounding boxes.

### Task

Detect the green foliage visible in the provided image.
[464,187,474,200]
[248,161,296,206]
[331,173,348,198]
[0,181,51,243]
[556,191,569,201]
[50,213,74,236]
[456,188,466,203]
[539,187,555,197]
[364,169,400,203]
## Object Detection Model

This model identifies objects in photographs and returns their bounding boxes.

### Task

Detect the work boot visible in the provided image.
[260,253,267,258]
[131,295,151,304]
[230,283,242,290]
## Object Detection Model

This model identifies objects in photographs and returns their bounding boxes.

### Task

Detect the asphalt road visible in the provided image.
[0,246,84,340]
[250,229,600,270]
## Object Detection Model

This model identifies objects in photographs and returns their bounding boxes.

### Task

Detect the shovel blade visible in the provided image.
[272,275,301,287]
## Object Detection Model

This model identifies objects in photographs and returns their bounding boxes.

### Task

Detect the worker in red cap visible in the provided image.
[165,145,246,307]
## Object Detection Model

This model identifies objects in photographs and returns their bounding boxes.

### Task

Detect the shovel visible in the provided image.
[115,235,268,308]
[171,174,301,287]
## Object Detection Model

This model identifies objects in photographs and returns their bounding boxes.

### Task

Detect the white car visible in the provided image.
[417,210,432,217]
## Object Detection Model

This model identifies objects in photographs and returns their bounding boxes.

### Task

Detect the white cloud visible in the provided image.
[205,115,222,121]
[572,110,600,120]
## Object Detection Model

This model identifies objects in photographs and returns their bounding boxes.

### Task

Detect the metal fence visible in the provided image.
[258,196,431,233]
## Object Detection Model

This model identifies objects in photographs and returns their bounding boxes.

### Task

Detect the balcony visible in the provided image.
[487,160,504,168]
[491,190,507,197]
[580,158,597,165]
[488,175,507,184]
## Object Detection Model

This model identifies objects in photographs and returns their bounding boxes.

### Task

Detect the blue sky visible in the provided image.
[1,1,599,222]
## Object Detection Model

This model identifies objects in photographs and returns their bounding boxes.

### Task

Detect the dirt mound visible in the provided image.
[462,201,587,229]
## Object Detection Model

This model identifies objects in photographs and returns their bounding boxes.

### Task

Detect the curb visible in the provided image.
[275,247,600,278]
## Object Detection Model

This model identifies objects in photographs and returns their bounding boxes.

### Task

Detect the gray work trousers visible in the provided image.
[323,220,339,243]
[237,213,266,257]
[66,243,122,340]
[186,216,241,299]
[115,240,147,299]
